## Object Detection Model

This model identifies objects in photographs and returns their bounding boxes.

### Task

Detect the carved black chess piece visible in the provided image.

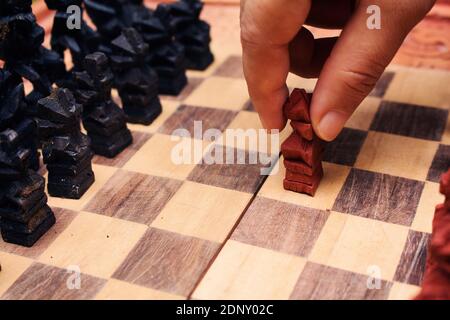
[155,0,214,70]
[72,52,133,157]
[0,0,66,115]
[0,69,55,247]
[84,0,188,95]
[37,88,95,199]
[109,28,162,124]
[45,0,101,72]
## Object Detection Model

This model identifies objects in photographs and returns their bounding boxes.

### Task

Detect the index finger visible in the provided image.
[240,0,311,130]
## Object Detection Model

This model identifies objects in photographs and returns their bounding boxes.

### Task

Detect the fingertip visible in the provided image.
[314,109,348,141]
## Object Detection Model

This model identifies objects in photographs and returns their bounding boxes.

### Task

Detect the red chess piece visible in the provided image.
[281,88,323,196]
[415,169,450,300]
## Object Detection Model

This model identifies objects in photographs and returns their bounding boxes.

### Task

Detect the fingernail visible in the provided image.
[317,110,348,141]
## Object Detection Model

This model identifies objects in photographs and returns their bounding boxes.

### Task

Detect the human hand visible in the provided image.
[240,0,435,141]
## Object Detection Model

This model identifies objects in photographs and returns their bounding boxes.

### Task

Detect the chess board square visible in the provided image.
[223,110,291,152]
[355,132,438,181]
[345,97,381,131]
[393,230,430,286]
[231,197,329,257]
[388,282,421,300]
[184,76,249,110]
[158,104,237,140]
[1,263,106,300]
[94,279,184,300]
[259,160,351,211]
[93,131,152,167]
[192,240,306,300]
[370,101,448,141]
[213,55,244,78]
[333,168,424,226]
[286,74,317,92]
[152,181,251,243]
[289,262,392,300]
[427,144,450,182]
[123,133,211,180]
[160,77,204,101]
[84,170,182,225]
[0,252,32,297]
[0,208,77,259]
[243,100,255,112]
[113,228,219,296]
[323,128,367,166]
[309,212,409,281]
[369,71,395,98]
[38,211,147,278]
[443,115,450,145]
[127,100,179,134]
[412,181,444,233]
[46,164,118,211]
[187,145,269,193]
[384,68,450,109]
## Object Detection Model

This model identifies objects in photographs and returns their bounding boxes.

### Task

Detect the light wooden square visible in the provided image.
[384,68,450,110]
[223,111,292,153]
[123,133,211,180]
[39,211,147,278]
[309,212,409,281]
[184,76,249,111]
[94,279,184,300]
[46,164,117,211]
[286,74,317,92]
[346,97,381,131]
[193,240,305,300]
[259,160,351,211]
[127,100,179,134]
[355,132,439,181]
[411,181,444,233]
[152,181,251,243]
[388,282,421,300]
[0,252,32,297]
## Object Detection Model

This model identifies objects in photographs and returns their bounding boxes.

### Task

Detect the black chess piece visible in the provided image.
[109,28,162,125]
[37,88,95,199]
[72,52,133,158]
[155,0,214,71]
[45,0,101,72]
[0,0,66,115]
[84,0,188,95]
[0,70,55,247]
[0,69,40,171]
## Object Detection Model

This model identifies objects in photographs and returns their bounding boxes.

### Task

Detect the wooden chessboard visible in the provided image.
[0,2,449,300]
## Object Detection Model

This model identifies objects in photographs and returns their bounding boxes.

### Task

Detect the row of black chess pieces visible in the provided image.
[0,0,213,247]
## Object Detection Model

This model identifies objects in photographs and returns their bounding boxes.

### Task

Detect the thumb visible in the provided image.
[311,0,434,141]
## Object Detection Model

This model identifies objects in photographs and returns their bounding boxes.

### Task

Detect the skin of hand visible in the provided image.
[240,0,436,141]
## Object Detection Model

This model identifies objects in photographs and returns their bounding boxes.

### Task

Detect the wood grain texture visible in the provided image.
[393,230,430,286]
[290,262,393,300]
[0,208,77,259]
[158,104,237,140]
[113,228,220,296]
[369,72,395,98]
[188,145,269,193]
[93,131,152,167]
[2,263,106,300]
[84,170,182,225]
[213,55,244,78]
[333,169,424,226]
[232,197,329,257]
[370,101,448,141]
[427,144,450,182]
[323,128,368,166]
